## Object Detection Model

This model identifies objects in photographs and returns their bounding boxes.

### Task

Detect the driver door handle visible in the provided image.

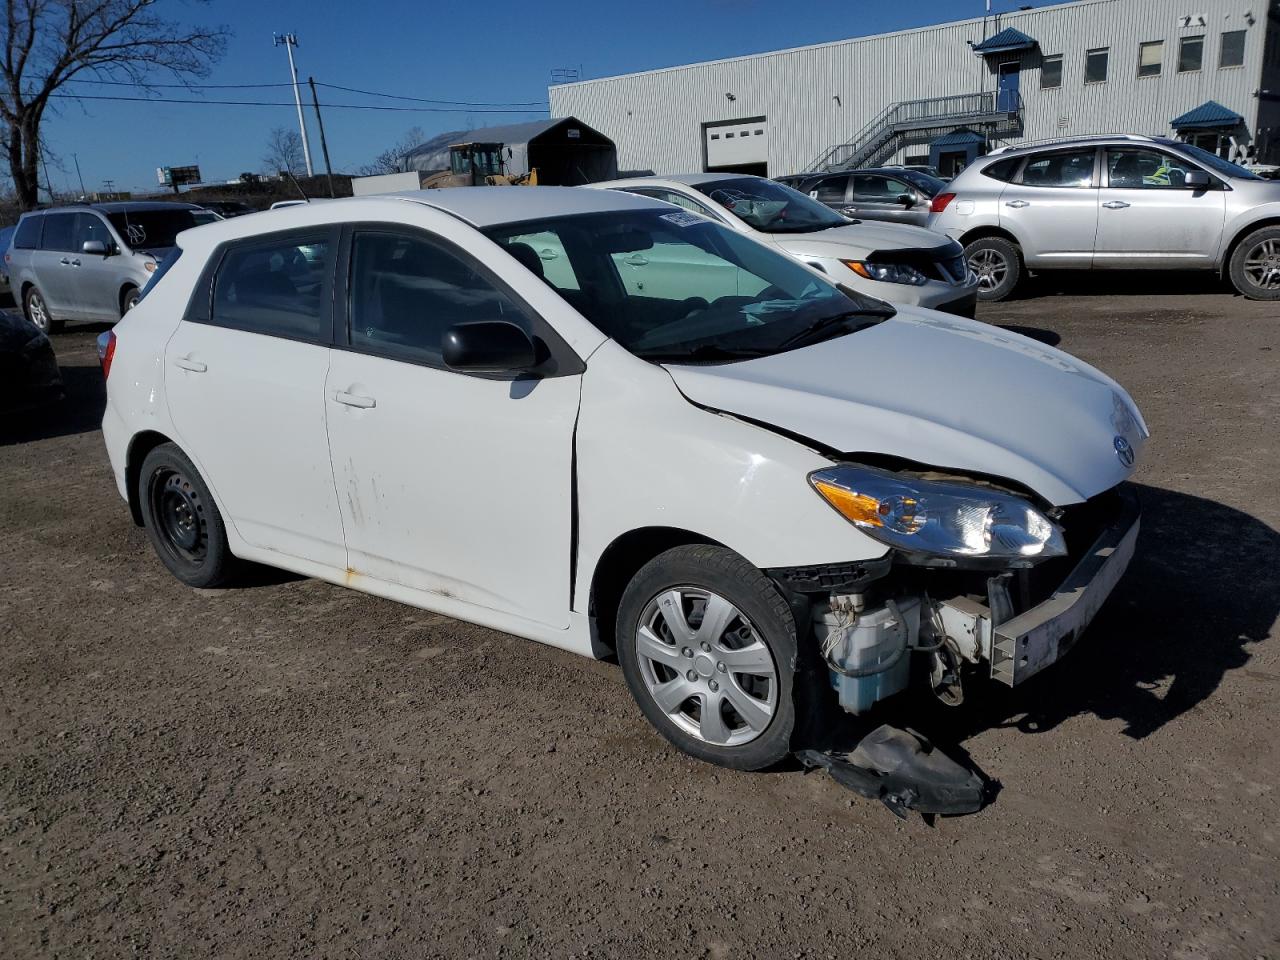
[333,390,376,409]
[172,356,207,373]
[1004,200,1030,208]
[1102,200,1131,209]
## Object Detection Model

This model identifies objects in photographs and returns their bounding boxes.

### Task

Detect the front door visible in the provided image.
[71,212,124,320]
[999,146,1100,268]
[1093,147,1227,267]
[324,225,580,628]
[997,60,1021,112]
[850,173,925,225]
[164,227,347,567]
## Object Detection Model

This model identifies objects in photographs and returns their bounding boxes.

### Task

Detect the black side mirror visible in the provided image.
[82,239,109,255]
[897,193,916,208]
[442,320,540,373]
[1183,169,1211,190]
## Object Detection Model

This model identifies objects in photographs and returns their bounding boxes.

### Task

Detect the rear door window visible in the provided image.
[39,213,78,252]
[1019,149,1097,187]
[210,231,334,341]
[14,215,43,249]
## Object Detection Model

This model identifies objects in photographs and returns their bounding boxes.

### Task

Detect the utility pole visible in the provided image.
[307,76,337,197]
[72,153,87,197]
[273,33,314,177]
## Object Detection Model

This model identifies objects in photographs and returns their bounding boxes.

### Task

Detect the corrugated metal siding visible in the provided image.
[549,0,1270,174]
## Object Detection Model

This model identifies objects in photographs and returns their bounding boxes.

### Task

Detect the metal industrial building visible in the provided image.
[548,0,1280,178]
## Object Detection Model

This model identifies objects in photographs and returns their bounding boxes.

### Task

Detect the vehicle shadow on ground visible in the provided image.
[881,482,1278,746]
[0,362,106,447]
[1021,270,1231,299]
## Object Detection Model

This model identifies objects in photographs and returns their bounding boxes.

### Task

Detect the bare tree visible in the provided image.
[262,126,303,177]
[0,1,229,210]
[355,126,426,176]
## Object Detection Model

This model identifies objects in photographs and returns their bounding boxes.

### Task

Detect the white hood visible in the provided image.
[664,310,1148,506]
[767,221,954,260]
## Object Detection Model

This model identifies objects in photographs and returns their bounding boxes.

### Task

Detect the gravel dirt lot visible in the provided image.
[2,276,1278,959]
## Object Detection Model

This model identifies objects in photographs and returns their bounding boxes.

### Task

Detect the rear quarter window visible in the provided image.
[13,215,43,249]
[981,157,1023,182]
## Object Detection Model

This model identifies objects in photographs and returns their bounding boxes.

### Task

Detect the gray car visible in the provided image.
[7,202,205,333]
[795,168,949,227]
[927,134,1280,301]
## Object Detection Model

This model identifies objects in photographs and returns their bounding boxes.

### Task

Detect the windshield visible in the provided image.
[1177,143,1261,181]
[484,209,890,362]
[105,209,200,250]
[693,178,849,233]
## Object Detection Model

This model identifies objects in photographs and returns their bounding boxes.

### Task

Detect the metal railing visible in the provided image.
[805,90,1022,173]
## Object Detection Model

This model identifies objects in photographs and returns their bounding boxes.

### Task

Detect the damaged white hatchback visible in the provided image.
[100,187,1146,774]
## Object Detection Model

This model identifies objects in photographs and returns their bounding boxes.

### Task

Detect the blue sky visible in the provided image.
[40,0,1063,195]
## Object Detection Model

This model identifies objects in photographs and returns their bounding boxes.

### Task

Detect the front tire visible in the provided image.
[616,545,801,771]
[121,285,141,315]
[138,443,235,588]
[24,286,62,334]
[965,236,1022,302]
[1228,226,1280,301]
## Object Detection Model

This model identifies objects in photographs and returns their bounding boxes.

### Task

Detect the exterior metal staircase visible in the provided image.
[805,91,1023,173]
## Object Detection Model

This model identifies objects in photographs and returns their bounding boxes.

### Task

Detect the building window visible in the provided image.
[1085,47,1109,83]
[1179,35,1204,72]
[725,132,734,138]
[1040,54,1063,88]
[1138,40,1163,77]
[1219,30,1246,68]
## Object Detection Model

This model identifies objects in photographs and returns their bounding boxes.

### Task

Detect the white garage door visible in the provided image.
[706,119,768,169]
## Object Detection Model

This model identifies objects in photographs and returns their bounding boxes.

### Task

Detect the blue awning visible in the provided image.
[972,27,1038,56]
[932,128,986,147]
[1170,100,1245,131]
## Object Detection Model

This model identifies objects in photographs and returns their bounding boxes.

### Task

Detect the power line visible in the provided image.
[314,81,545,108]
[48,92,548,113]
[61,76,546,107]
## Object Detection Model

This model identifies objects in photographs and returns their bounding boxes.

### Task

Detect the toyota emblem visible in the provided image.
[1114,435,1135,468]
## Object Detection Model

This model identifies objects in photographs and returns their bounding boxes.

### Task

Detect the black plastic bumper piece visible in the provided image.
[798,725,990,819]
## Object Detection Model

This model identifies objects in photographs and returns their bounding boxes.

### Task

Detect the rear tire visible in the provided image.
[965,236,1022,302]
[24,286,62,334]
[1228,226,1280,301]
[616,544,807,771]
[138,443,235,588]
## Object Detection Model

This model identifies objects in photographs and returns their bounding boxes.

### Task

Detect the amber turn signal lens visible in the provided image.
[812,479,885,527]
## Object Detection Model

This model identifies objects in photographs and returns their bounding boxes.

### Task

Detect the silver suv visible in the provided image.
[927,135,1280,301]
[6,202,205,333]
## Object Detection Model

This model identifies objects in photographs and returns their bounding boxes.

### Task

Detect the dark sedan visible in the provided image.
[0,309,63,411]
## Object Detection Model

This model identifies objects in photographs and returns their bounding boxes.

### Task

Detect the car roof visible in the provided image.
[22,200,202,216]
[171,187,673,247]
[595,173,762,190]
[984,134,1180,159]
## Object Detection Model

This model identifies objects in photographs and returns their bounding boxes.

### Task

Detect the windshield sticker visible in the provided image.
[126,223,147,245]
[659,211,705,228]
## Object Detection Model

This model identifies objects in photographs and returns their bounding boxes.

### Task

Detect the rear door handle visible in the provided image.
[173,356,207,373]
[1004,200,1030,208]
[1102,201,1131,209]
[333,390,376,409]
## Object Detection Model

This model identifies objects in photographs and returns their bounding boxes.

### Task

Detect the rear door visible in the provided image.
[164,227,346,567]
[998,147,1100,268]
[34,213,83,318]
[1093,147,1226,267]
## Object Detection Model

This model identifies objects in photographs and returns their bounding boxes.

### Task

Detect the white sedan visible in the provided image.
[590,173,979,316]
[99,187,1144,772]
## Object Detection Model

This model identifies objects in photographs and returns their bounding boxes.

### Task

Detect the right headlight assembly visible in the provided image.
[809,464,1067,564]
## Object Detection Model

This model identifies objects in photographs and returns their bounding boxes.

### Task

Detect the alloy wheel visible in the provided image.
[1242,238,1280,291]
[27,291,49,333]
[968,249,1008,292]
[635,587,777,747]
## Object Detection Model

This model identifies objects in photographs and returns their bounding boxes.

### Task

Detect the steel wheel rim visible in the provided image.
[1242,238,1280,290]
[150,469,208,566]
[28,292,48,332]
[636,587,777,747]
[968,249,1008,291]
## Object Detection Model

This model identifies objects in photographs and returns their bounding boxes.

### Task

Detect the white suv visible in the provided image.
[99,187,1145,773]
[928,135,1280,301]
